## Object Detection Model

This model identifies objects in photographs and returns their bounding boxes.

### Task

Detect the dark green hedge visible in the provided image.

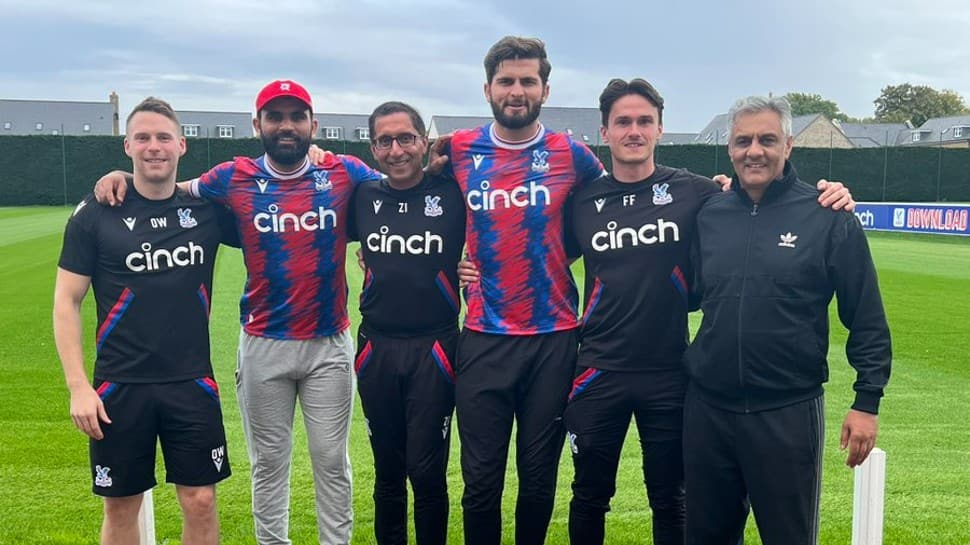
[633,144,970,203]
[1,135,968,205]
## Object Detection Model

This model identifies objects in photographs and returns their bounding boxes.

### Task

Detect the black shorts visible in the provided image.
[90,378,231,497]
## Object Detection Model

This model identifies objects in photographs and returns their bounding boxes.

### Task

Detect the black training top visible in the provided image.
[349,174,466,336]
[58,185,236,382]
[567,166,719,372]
[686,162,892,414]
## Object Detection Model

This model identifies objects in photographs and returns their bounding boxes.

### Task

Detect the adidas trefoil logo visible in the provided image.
[778,232,798,248]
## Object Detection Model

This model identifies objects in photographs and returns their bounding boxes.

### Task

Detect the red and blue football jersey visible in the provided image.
[446,123,605,334]
[193,154,382,340]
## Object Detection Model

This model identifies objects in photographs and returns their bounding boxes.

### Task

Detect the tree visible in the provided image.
[874,84,969,127]
[784,92,849,121]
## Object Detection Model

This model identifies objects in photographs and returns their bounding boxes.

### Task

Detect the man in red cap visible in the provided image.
[94,79,384,545]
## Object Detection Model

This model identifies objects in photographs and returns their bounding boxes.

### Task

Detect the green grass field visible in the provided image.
[0,207,967,544]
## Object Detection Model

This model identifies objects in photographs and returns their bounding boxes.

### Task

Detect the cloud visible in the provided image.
[2,0,969,132]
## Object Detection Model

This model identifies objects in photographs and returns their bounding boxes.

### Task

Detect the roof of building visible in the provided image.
[176,110,253,138]
[838,122,909,147]
[314,112,373,141]
[0,98,117,135]
[911,115,970,145]
[696,113,838,145]
[694,113,731,145]
[428,106,604,143]
[427,115,494,139]
[659,132,700,145]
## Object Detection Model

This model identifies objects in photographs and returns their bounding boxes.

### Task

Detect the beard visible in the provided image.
[261,131,311,167]
[490,99,542,131]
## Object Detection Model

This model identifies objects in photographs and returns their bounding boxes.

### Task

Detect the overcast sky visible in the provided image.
[3,0,968,133]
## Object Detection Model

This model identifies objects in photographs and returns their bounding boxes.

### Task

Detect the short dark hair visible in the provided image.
[483,36,551,84]
[126,96,180,129]
[598,78,664,126]
[368,101,426,139]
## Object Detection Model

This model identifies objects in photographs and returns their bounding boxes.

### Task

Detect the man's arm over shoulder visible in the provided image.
[569,139,607,185]
[339,154,384,184]
[94,170,210,206]
[687,171,724,203]
[563,194,582,262]
[686,229,704,313]
[345,183,365,242]
[189,160,239,204]
[430,134,456,181]
[213,203,241,248]
[816,179,855,211]
[93,172,133,206]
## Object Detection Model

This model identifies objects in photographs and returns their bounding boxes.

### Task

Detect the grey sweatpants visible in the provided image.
[237,329,354,545]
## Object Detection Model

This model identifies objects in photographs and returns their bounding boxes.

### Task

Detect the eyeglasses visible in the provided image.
[372,133,422,150]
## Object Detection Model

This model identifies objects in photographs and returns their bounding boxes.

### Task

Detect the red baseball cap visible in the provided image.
[255,79,313,113]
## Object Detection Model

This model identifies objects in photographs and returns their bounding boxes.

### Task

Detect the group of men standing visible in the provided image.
[53,34,891,545]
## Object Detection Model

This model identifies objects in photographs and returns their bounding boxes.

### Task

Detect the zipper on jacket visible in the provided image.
[738,201,758,413]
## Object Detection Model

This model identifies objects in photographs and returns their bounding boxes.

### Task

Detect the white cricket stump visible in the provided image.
[852,447,886,545]
[138,488,156,545]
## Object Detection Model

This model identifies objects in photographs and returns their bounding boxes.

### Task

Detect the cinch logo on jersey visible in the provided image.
[366,225,444,255]
[125,242,205,272]
[466,180,550,211]
[253,203,337,233]
[590,219,681,252]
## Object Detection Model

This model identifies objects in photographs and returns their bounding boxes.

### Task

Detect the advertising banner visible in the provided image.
[853,202,970,237]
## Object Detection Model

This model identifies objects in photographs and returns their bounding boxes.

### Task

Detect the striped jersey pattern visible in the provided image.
[445,123,605,335]
[194,153,382,339]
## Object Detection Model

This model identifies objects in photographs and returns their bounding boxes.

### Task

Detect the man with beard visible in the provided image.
[450,54,855,543]
[440,36,606,545]
[94,80,383,545]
